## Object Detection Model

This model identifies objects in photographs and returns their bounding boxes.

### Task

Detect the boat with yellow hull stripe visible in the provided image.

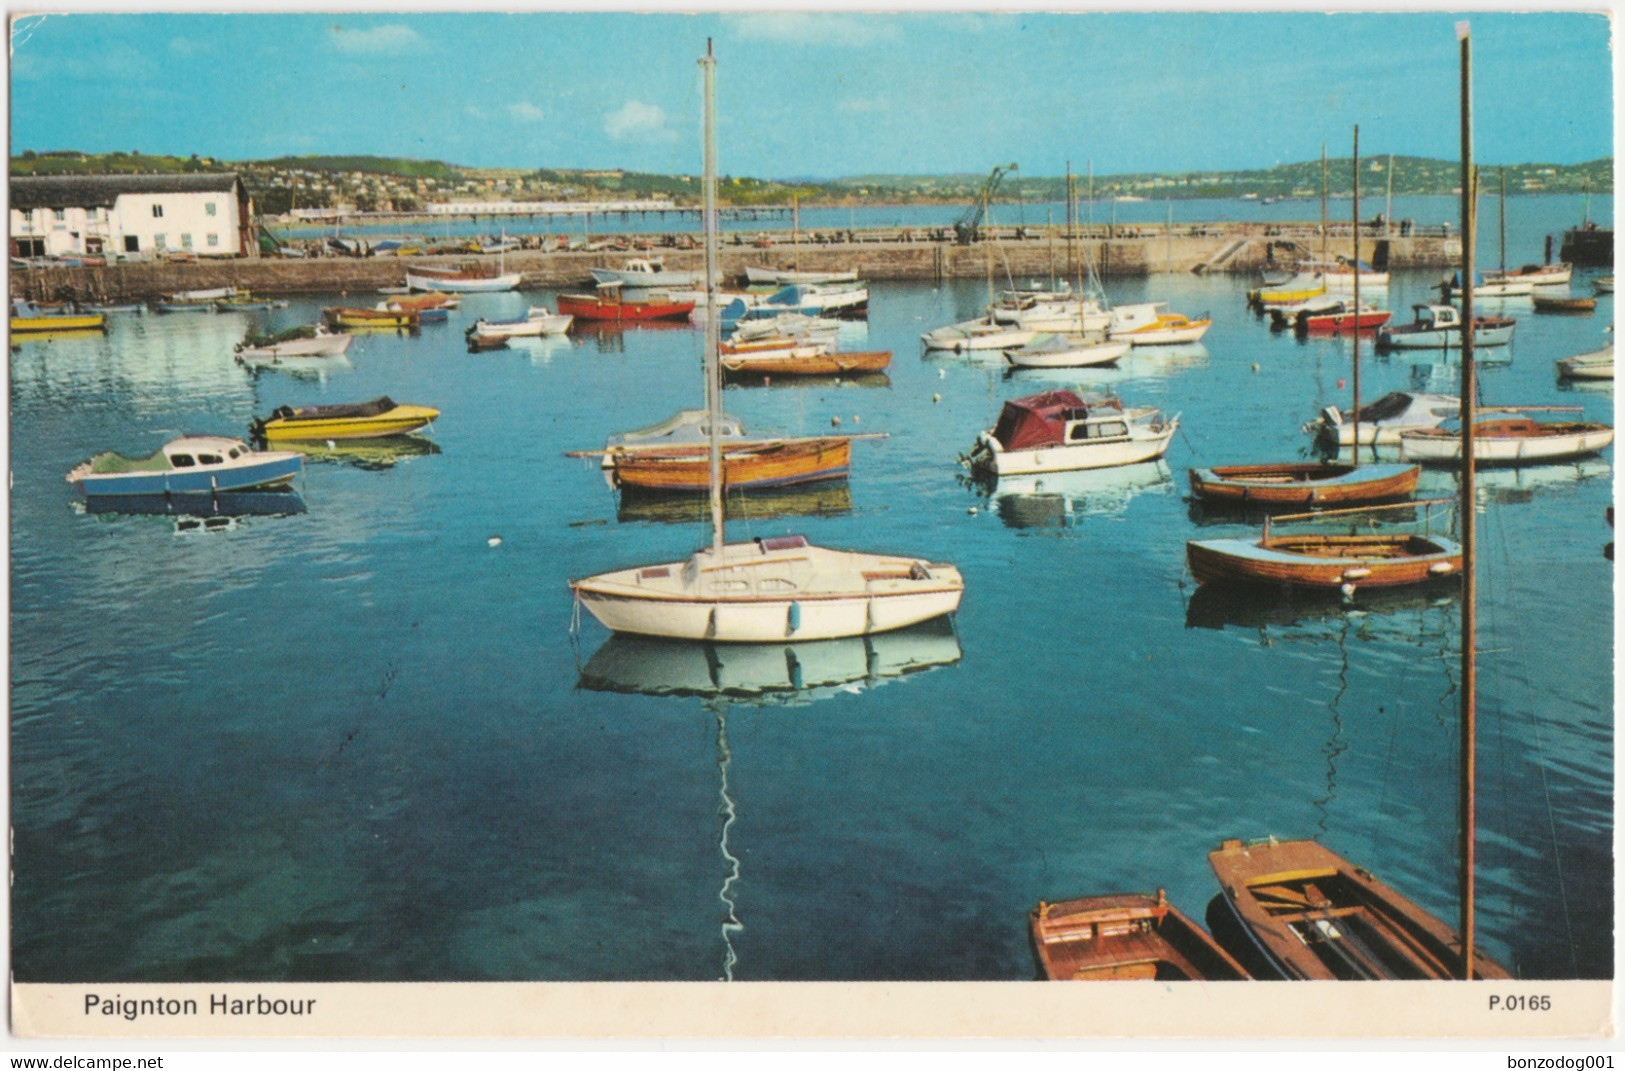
[252,397,439,441]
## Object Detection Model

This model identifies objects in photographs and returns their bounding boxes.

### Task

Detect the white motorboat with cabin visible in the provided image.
[965,389,1179,476]
[1309,391,1460,450]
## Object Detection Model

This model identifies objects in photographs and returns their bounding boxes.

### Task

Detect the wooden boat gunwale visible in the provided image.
[1029,890,1250,981]
[1207,838,1511,980]
[1188,461,1420,506]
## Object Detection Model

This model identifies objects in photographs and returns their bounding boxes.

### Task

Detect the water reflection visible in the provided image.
[965,461,1173,528]
[1183,580,1459,638]
[617,481,852,525]
[576,618,962,704]
[724,371,891,390]
[72,489,307,530]
[278,435,442,471]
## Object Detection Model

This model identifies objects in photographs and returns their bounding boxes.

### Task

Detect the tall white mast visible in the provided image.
[701,40,723,559]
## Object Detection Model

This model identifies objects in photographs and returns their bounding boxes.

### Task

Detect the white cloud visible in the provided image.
[464,105,488,121]
[604,100,676,144]
[508,103,545,123]
[329,24,426,55]
[729,13,900,47]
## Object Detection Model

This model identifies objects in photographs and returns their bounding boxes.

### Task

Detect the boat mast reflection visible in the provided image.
[577,622,961,979]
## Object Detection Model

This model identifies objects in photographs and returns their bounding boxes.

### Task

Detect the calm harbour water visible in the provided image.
[11,198,1613,982]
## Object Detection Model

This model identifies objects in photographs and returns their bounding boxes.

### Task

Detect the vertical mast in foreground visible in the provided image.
[1457,18,1480,980]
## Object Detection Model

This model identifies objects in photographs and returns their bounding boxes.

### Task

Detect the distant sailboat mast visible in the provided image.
[702,39,723,560]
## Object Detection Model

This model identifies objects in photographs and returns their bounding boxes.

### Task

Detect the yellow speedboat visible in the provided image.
[253,397,439,441]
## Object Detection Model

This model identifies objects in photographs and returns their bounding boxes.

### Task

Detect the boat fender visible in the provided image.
[787,601,801,634]
[1429,562,1455,574]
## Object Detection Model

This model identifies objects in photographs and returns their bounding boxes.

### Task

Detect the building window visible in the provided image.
[152,204,164,218]
[181,233,194,250]
[154,233,165,249]
[207,234,219,247]
[206,203,217,216]
[124,236,140,253]
[54,208,65,221]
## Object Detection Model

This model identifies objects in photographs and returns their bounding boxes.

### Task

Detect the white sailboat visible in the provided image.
[570,43,964,643]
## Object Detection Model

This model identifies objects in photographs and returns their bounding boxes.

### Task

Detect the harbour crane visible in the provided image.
[954,163,1018,244]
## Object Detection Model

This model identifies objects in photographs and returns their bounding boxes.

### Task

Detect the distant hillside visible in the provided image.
[8,150,1613,212]
[252,155,463,181]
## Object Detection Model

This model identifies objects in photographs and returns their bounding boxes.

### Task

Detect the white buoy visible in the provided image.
[830,415,842,427]
[488,536,502,548]
[932,393,941,403]
[967,506,978,515]
[851,414,860,425]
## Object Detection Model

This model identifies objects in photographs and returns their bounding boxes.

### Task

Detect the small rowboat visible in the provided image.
[1400,415,1614,466]
[611,437,852,493]
[252,397,439,442]
[404,265,521,293]
[215,297,290,311]
[1186,502,1462,592]
[1557,343,1613,381]
[921,316,1035,353]
[1004,334,1129,369]
[151,301,215,314]
[1188,462,1419,507]
[719,343,890,377]
[1531,293,1597,314]
[1247,273,1327,308]
[324,306,419,330]
[235,326,352,360]
[1029,890,1249,982]
[1207,838,1511,980]
[11,311,107,333]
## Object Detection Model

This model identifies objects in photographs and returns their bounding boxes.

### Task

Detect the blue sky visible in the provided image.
[8,11,1613,178]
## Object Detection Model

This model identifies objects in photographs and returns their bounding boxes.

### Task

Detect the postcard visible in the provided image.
[7,7,1614,1045]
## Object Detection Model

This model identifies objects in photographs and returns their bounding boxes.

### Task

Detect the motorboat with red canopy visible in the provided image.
[966,390,1177,477]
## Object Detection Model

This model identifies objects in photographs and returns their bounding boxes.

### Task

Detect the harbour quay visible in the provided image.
[12,220,1462,301]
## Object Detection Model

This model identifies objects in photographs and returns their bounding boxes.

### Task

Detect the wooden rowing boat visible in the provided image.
[719,347,890,376]
[1531,293,1597,314]
[1187,530,1461,590]
[1029,890,1250,981]
[1187,462,1419,507]
[1186,502,1462,591]
[1206,838,1511,979]
[611,437,851,492]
